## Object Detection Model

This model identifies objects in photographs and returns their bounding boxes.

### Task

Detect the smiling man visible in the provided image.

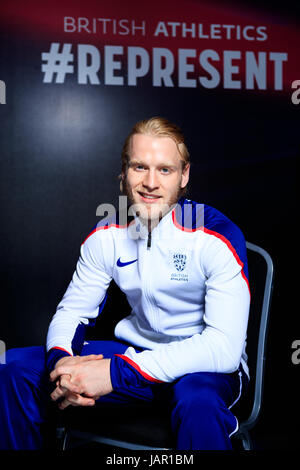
[0,117,250,450]
[121,122,190,229]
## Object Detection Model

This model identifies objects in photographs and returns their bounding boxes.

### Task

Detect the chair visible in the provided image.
[57,242,274,451]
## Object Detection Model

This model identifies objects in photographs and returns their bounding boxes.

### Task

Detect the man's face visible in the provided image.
[122,133,190,224]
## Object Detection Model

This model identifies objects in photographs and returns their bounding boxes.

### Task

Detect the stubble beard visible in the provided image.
[122,176,183,231]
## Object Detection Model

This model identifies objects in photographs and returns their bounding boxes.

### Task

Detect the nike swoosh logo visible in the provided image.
[117,257,138,267]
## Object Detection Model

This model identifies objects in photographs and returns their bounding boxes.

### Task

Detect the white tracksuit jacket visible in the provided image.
[46,198,250,383]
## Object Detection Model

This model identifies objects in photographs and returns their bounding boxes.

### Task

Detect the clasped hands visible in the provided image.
[50,354,113,410]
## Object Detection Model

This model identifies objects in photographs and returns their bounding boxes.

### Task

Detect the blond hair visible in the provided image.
[121,117,190,174]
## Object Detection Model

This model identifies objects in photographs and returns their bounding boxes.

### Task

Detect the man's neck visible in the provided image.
[142,202,177,232]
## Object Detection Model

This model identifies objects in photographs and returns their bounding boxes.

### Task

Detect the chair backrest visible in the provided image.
[235,242,274,429]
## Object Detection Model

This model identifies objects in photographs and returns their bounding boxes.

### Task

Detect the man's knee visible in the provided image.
[171,373,225,419]
[170,373,238,449]
[1,347,48,389]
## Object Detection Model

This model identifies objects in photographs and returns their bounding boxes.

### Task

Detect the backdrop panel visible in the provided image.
[0,0,299,449]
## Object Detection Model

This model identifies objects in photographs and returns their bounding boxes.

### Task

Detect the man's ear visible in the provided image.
[119,171,126,193]
[180,163,190,189]
[119,173,124,193]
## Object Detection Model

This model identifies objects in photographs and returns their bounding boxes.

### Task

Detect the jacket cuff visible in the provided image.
[110,354,164,392]
[46,347,72,373]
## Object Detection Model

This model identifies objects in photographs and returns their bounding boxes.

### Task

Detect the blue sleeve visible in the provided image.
[46,348,72,373]
[110,355,166,397]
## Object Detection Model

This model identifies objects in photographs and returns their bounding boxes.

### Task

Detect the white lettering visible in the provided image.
[42,42,287,92]
[132,20,146,36]
[104,46,124,85]
[178,49,196,87]
[222,24,235,40]
[168,22,181,37]
[256,26,268,41]
[198,23,209,39]
[119,19,130,35]
[153,48,174,87]
[199,49,220,88]
[154,21,169,37]
[78,45,100,84]
[211,24,222,39]
[182,22,196,38]
[64,17,76,33]
[269,52,288,90]
[246,51,266,89]
[224,50,241,89]
[243,25,255,41]
[78,17,91,33]
[97,18,111,34]
[128,47,150,85]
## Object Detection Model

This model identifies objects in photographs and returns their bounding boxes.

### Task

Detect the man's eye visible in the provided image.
[161,168,170,174]
[135,165,145,171]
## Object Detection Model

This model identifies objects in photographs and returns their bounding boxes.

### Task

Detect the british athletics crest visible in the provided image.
[173,253,187,272]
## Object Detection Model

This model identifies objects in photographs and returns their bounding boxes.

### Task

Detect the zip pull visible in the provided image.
[147,231,152,250]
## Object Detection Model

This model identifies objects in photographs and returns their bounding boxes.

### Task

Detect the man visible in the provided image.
[0,117,250,450]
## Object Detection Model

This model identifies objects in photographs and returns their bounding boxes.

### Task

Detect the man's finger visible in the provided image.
[51,374,75,401]
[51,385,66,402]
[49,354,104,382]
[58,393,95,410]
[50,367,68,382]
[50,364,78,382]
[80,354,104,361]
[59,375,81,394]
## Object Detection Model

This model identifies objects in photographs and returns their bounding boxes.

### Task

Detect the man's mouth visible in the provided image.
[138,192,162,202]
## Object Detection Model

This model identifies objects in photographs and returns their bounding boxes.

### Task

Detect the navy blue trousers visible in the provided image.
[0,340,248,450]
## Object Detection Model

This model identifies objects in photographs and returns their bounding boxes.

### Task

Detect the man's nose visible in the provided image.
[142,169,159,190]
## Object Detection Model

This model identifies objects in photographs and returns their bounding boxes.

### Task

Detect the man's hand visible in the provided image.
[50,355,102,408]
[50,354,113,410]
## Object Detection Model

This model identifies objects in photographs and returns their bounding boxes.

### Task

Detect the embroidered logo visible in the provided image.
[173,253,187,272]
[169,250,189,282]
[117,257,138,267]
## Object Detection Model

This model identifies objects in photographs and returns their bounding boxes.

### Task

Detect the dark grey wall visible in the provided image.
[0,0,299,447]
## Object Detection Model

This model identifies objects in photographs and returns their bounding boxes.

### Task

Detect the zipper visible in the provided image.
[147,231,152,250]
[143,231,160,332]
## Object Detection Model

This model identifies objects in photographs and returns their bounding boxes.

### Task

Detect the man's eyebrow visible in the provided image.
[128,159,147,168]
[129,159,177,169]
